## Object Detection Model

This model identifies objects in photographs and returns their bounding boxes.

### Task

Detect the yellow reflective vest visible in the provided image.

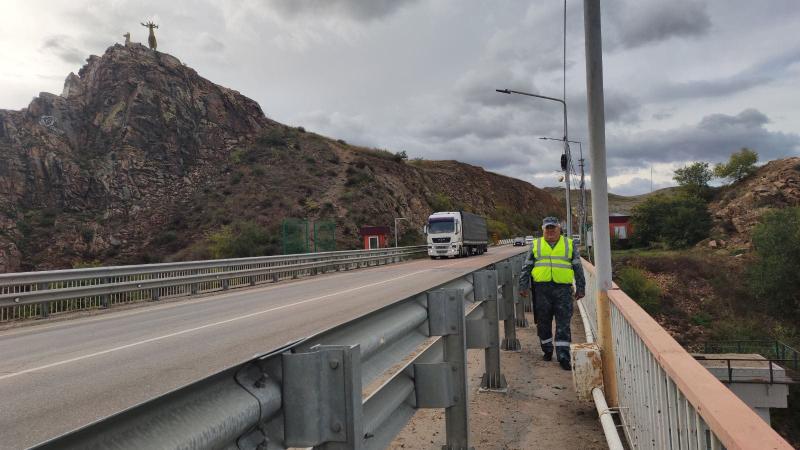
[531,236,574,284]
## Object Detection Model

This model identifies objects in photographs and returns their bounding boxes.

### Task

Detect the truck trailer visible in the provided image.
[425,211,488,258]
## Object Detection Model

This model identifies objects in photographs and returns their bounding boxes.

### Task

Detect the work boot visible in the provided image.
[542,351,553,361]
[559,359,572,371]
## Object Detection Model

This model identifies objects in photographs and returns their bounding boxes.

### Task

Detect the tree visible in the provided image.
[747,207,800,318]
[714,148,759,182]
[393,150,408,162]
[673,162,713,198]
[631,194,712,248]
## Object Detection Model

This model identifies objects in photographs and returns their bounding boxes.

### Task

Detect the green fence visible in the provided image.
[313,220,336,252]
[282,219,336,254]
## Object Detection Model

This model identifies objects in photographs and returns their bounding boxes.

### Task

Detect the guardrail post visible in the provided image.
[420,288,471,450]
[222,278,229,290]
[150,288,160,301]
[473,270,507,391]
[101,277,111,307]
[283,344,363,449]
[497,262,520,352]
[36,283,49,318]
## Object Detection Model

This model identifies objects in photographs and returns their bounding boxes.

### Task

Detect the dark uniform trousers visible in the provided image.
[533,282,573,362]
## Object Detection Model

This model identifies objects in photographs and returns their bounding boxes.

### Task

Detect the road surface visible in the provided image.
[0,246,524,449]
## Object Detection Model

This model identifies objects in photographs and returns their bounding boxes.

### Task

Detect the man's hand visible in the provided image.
[575,290,585,300]
[519,290,528,298]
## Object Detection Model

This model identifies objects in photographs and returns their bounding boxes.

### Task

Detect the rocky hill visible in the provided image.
[0,43,561,272]
[710,157,800,244]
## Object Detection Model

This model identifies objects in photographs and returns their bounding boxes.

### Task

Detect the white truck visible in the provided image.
[425,211,488,258]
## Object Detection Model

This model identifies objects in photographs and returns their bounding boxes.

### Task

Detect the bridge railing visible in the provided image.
[34,250,528,450]
[0,246,426,322]
[580,259,792,450]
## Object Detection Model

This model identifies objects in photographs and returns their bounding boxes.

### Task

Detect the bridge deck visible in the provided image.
[0,246,524,449]
[392,303,606,449]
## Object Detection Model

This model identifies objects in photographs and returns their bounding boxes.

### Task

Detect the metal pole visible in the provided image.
[583,0,618,407]
[495,90,571,236]
[394,218,407,248]
[578,142,588,251]
[562,0,573,238]
[564,112,573,238]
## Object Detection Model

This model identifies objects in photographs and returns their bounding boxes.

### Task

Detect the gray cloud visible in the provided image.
[41,35,86,65]
[607,109,800,171]
[199,33,225,53]
[653,47,800,101]
[268,0,419,21]
[605,0,711,50]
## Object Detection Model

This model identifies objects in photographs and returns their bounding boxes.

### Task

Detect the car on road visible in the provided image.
[524,235,534,245]
[513,236,525,246]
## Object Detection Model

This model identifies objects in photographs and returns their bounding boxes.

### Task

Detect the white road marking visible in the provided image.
[0,255,443,338]
[0,261,465,381]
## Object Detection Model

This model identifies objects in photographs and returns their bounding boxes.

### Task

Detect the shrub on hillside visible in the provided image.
[208,221,277,259]
[398,228,425,246]
[428,192,453,212]
[616,267,662,314]
[747,207,800,318]
[487,219,510,240]
[631,194,711,248]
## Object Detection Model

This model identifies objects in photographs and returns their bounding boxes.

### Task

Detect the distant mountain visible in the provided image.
[543,186,680,218]
[0,43,562,272]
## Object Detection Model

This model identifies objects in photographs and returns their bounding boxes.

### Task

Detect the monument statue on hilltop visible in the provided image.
[141,21,158,51]
[123,32,131,46]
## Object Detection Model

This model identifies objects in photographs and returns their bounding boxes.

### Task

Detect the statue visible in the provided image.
[123,32,131,46]
[141,21,158,51]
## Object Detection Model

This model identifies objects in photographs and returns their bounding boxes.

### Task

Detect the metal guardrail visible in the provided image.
[0,246,426,322]
[34,250,528,449]
[580,260,793,450]
[701,340,800,370]
[692,340,800,385]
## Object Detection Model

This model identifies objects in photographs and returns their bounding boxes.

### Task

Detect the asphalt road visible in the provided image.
[0,246,524,449]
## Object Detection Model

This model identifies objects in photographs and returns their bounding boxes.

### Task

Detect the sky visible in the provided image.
[2,0,799,195]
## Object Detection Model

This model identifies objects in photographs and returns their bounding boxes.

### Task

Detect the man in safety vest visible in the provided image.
[519,217,586,370]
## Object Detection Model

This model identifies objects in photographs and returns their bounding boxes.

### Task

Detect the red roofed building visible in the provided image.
[609,213,633,240]
[359,226,390,249]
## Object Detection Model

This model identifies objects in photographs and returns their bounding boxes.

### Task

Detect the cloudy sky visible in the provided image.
[2,1,800,195]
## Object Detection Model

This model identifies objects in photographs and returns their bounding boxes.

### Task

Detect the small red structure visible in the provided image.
[359,226,390,249]
[609,213,633,240]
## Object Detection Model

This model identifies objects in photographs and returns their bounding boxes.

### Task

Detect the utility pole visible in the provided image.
[584,0,617,406]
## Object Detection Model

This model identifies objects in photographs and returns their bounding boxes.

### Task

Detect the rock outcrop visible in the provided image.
[0,44,561,272]
[710,157,800,243]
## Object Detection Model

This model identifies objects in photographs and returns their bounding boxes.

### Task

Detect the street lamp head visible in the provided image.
[495,89,511,94]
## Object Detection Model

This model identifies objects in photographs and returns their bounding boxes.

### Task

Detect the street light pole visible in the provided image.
[394,217,408,247]
[541,136,586,251]
[496,89,573,237]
